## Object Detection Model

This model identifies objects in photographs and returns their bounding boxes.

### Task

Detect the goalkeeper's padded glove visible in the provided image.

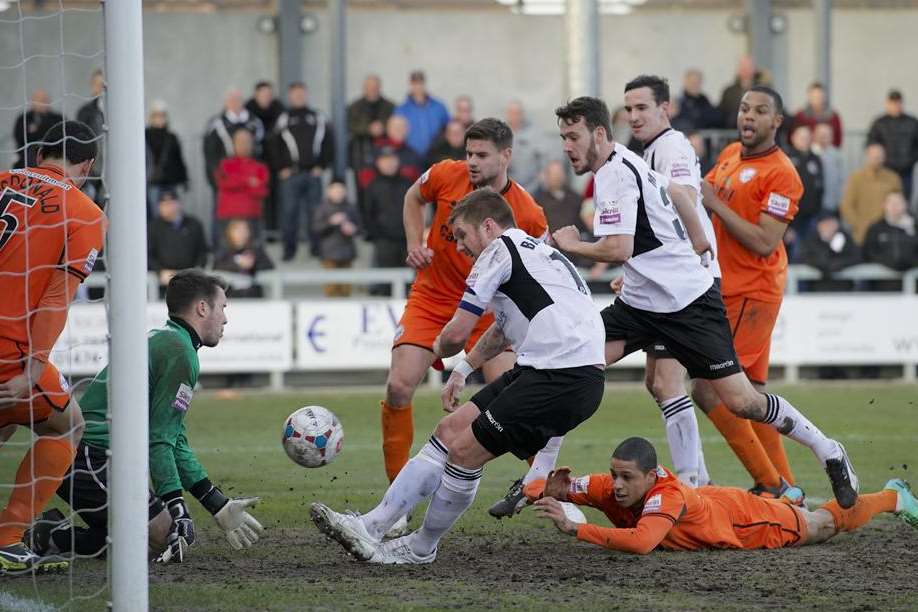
[190,478,265,550]
[156,492,195,563]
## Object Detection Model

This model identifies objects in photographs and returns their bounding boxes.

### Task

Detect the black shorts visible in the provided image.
[469,364,605,460]
[641,280,722,360]
[602,283,742,380]
[56,442,164,530]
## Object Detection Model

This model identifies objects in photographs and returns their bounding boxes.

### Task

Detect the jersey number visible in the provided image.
[550,252,588,296]
[0,188,38,251]
[658,186,686,241]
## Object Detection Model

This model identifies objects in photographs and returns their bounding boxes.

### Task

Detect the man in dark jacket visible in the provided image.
[75,69,107,205]
[675,69,722,130]
[347,74,395,173]
[426,119,466,166]
[867,90,918,199]
[203,89,265,194]
[267,82,335,261]
[786,125,824,259]
[245,81,285,135]
[531,160,591,267]
[365,148,412,296]
[145,101,188,218]
[12,89,64,168]
[717,56,769,129]
[147,191,209,295]
[863,191,918,271]
[798,212,860,291]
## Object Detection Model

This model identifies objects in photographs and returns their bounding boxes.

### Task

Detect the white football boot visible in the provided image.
[310,503,379,561]
[368,535,436,565]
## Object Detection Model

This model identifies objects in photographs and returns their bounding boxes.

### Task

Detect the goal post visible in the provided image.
[103,1,149,610]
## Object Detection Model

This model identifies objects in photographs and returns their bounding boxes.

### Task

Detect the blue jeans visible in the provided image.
[279,172,322,256]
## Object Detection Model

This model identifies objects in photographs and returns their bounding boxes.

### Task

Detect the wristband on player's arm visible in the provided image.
[452,359,474,379]
[189,477,230,516]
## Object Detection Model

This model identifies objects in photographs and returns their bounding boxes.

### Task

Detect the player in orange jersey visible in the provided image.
[381,118,547,534]
[527,437,917,555]
[0,121,107,574]
[696,86,805,501]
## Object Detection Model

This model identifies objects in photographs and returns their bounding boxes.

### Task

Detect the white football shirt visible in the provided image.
[593,142,713,313]
[643,128,721,278]
[460,228,605,369]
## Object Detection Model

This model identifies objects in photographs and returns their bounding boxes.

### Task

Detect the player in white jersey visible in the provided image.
[620,74,718,487]
[310,189,605,564]
[550,96,858,511]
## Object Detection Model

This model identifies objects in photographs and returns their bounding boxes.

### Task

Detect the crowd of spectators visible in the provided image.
[9,59,918,297]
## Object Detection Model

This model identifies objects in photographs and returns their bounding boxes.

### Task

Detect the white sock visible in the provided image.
[659,396,701,487]
[410,462,482,556]
[696,427,711,486]
[523,436,564,485]
[361,436,447,540]
[763,394,838,464]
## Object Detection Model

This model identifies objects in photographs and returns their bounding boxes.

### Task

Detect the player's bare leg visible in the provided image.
[801,479,915,546]
[382,345,437,482]
[694,378,790,495]
[707,372,858,508]
[0,399,83,574]
[646,356,708,487]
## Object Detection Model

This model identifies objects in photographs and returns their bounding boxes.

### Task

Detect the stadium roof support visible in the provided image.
[815,0,832,104]
[565,0,600,98]
[278,0,303,91]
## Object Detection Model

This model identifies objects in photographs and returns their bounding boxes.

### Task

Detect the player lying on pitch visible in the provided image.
[527,437,917,554]
[25,270,263,563]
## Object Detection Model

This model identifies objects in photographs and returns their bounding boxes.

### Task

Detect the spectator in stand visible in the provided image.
[245,80,285,135]
[863,191,918,271]
[147,190,209,295]
[612,106,641,154]
[213,219,274,298]
[785,125,824,258]
[145,101,188,218]
[427,119,466,166]
[203,88,265,202]
[452,95,475,129]
[365,147,412,296]
[685,129,713,176]
[798,212,861,291]
[790,82,843,147]
[505,99,549,191]
[76,69,106,205]
[312,182,359,297]
[12,89,63,168]
[532,160,589,266]
[840,143,903,245]
[675,68,722,130]
[813,122,844,213]
[215,129,269,248]
[395,70,449,159]
[357,115,423,192]
[347,74,395,175]
[268,82,334,261]
[867,90,918,199]
[718,55,769,129]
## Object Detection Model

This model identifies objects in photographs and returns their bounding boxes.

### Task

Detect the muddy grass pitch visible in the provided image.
[3,385,917,610]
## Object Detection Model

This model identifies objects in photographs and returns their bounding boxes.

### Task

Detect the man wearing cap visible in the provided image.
[394,70,449,159]
[867,90,918,199]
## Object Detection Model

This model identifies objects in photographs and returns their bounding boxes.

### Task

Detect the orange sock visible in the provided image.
[0,437,75,546]
[706,403,782,489]
[751,421,796,485]
[381,401,413,483]
[821,490,897,532]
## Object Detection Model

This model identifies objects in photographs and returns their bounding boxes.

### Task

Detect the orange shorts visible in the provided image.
[724,295,781,385]
[393,293,494,354]
[0,340,71,428]
[706,487,807,549]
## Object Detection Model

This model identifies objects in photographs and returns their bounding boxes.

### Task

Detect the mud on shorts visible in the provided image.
[469,364,605,460]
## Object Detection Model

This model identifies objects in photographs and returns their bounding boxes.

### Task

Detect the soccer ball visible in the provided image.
[282,405,344,468]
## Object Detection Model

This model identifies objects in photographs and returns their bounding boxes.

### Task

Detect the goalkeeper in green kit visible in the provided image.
[26,270,263,562]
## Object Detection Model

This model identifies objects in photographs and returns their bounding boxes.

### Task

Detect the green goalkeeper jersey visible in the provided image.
[80,317,208,497]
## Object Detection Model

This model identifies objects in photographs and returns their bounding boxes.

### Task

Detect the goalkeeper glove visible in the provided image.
[156,492,195,563]
[191,478,265,550]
